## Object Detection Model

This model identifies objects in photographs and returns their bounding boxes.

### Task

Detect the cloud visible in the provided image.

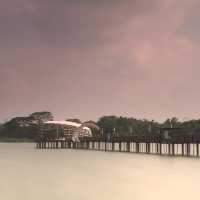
[0,0,200,121]
[0,0,157,45]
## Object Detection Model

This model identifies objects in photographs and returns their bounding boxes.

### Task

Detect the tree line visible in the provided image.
[0,112,200,140]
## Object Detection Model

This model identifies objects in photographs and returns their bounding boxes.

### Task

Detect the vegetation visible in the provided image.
[97,116,159,136]
[1,112,200,142]
[0,112,53,141]
[97,116,200,137]
[0,137,33,143]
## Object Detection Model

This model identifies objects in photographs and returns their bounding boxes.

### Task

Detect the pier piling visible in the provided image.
[36,135,200,157]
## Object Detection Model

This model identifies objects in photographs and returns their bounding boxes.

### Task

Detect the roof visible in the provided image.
[44,120,82,127]
[44,120,92,136]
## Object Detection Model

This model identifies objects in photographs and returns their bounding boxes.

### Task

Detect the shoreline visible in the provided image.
[0,137,34,143]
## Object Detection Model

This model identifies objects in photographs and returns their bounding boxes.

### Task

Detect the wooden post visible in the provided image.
[197,143,199,157]
[127,142,130,152]
[181,143,184,156]
[168,143,171,155]
[145,143,148,153]
[119,142,122,152]
[156,143,159,154]
[112,142,115,151]
[136,143,139,153]
[147,143,150,153]
[172,143,175,156]
[92,141,95,149]
[159,143,162,155]
[187,143,190,156]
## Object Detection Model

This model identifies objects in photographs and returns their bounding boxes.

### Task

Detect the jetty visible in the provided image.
[36,134,200,157]
[36,121,200,157]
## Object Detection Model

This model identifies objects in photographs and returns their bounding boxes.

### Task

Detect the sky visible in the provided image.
[1,0,200,122]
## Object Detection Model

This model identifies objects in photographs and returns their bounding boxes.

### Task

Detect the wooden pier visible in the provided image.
[36,135,200,157]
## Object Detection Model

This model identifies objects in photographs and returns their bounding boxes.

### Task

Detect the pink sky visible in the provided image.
[0,0,200,122]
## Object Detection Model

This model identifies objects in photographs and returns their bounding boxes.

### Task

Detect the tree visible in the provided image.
[1,111,54,139]
[97,116,162,137]
[97,116,117,137]
[30,111,54,123]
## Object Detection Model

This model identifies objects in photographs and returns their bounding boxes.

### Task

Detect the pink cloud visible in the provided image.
[1,0,200,121]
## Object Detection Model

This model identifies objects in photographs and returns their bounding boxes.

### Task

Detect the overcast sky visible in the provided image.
[1,0,200,122]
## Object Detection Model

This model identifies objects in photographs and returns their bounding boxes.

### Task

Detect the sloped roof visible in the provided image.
[44,120,82,127]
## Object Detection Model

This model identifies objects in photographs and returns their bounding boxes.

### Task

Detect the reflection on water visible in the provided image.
[0,143,199,200]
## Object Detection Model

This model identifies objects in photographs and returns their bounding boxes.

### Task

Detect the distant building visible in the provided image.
[43,120,92,139]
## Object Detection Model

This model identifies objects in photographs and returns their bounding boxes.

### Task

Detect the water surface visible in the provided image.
[0,143,199,200]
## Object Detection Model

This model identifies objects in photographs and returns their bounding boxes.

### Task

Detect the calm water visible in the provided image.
[0,143,200,200]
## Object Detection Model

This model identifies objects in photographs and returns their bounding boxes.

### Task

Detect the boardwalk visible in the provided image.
[36,135,200,157]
